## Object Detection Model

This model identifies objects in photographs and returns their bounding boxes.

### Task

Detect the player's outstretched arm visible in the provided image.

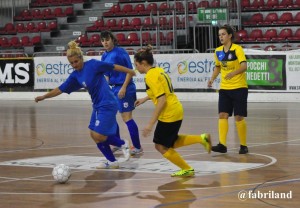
[113,64,136,77]
[135,96,150,107]
[35,87,62,103]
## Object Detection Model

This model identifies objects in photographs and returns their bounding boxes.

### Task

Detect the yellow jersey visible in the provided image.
[145,67,183,122]
[214,43,247,89]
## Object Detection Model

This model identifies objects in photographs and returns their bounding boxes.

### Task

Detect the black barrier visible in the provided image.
[0,57,34,88]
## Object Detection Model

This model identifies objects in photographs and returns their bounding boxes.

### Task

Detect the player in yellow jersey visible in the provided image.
[134,45,212,177]
[208,24,248,154]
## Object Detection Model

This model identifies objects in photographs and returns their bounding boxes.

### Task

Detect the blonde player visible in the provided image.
[35,41,135,168]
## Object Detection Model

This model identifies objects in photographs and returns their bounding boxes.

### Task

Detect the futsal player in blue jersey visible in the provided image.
[100,31,142,156]
[34,40,136,169]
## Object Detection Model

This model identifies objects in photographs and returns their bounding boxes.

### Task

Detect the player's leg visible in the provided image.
[121,111,143,155]
[110,123,121,153]
[212,90,232,153]
[90,130,119,169]
[173,133,211,153]
[120,89,142,155]
[109,86,123,153]
[233,88,248,154]
[159,145,194,177]
[89,108,128,168]
[154,120,194,177]
[106,134,130,161]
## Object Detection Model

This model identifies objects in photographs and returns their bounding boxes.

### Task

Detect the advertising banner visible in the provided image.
[33,52,300,92]
[133,53,216,90]
[0,58,34,88]
[286,53,300,91]
[34,56,81,89]
[246,55,286,90]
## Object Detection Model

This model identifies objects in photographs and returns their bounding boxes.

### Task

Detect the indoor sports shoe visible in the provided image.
[111,145,121,153]
[239,145,249,154]
[171,168,195,177]
[201,133,212,154]
[211,143,227,153]
[121,139,130,161]
[96,160,119,169]
[130,147,143,156]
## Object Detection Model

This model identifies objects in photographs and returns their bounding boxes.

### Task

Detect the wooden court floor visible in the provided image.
[0,100,299,208]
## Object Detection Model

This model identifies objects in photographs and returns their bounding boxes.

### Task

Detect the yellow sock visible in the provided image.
[236,119,247,146]
[173,134,205,148]
[163,148,191,170]
[219,119,228,146]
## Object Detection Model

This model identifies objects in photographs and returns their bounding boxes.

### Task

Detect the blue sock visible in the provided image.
[126,119,141,149]
[115,123,120,138]
[107,135,125,147]
[96,141,116,162]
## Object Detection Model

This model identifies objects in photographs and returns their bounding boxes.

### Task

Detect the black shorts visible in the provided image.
[218,88,248,117]
[153,120,182,148]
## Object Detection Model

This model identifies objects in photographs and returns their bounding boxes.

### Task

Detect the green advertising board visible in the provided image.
[197,8,227,21]
[246,55,286,90]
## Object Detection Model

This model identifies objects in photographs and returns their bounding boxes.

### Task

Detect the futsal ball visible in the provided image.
[52,164,71,184]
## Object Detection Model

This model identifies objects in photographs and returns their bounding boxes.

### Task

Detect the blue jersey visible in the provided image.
[101,47,133,85]
[59,59,117,109]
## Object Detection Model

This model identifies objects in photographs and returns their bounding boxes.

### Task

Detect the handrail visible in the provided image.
[0,51,29,57]
[33,51,67,57]
[152,49,199,54]
[205,48,215,53]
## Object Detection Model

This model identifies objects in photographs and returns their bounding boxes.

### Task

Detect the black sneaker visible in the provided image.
[239,145,248,154]
[211,143,227,153]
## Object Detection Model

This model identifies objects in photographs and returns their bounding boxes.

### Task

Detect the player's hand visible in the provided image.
[134,99,141,107]
[118,87,126,99]
[225,72,235,80]
[35,96,45,103]
[134,98,146,107]
[207,79,213,88]
[142,125,152,137]
[130,70,136,76]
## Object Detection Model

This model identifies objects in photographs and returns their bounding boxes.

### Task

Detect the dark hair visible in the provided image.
[134,45,154,65]
[219,24,236,41]
[100,31,118,44]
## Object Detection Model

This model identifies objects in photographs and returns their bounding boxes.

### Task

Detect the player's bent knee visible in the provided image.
[121,111,133,122]
[90,131,107,143]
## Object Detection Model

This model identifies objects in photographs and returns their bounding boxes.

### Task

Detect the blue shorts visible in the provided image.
[112,83,137,113]
[88,105,118,136]
[218,88,248,117]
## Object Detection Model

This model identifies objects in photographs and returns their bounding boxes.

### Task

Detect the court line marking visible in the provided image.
[0,137,298,195]
[1,138,299,154]
[0,177,299,195]
[0,153,276,191]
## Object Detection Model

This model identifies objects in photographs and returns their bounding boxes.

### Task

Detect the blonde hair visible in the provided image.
[66,40,83,58]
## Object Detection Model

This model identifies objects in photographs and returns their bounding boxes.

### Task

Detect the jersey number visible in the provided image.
[161,72,174,93]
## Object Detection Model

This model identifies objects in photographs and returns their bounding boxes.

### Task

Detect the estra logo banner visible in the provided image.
[0,58,34,87]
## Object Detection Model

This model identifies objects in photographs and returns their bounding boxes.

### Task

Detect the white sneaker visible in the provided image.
[111,145,121,153]
[121,139,130,161]
[130,147,143,156]
[96,160,119,169]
